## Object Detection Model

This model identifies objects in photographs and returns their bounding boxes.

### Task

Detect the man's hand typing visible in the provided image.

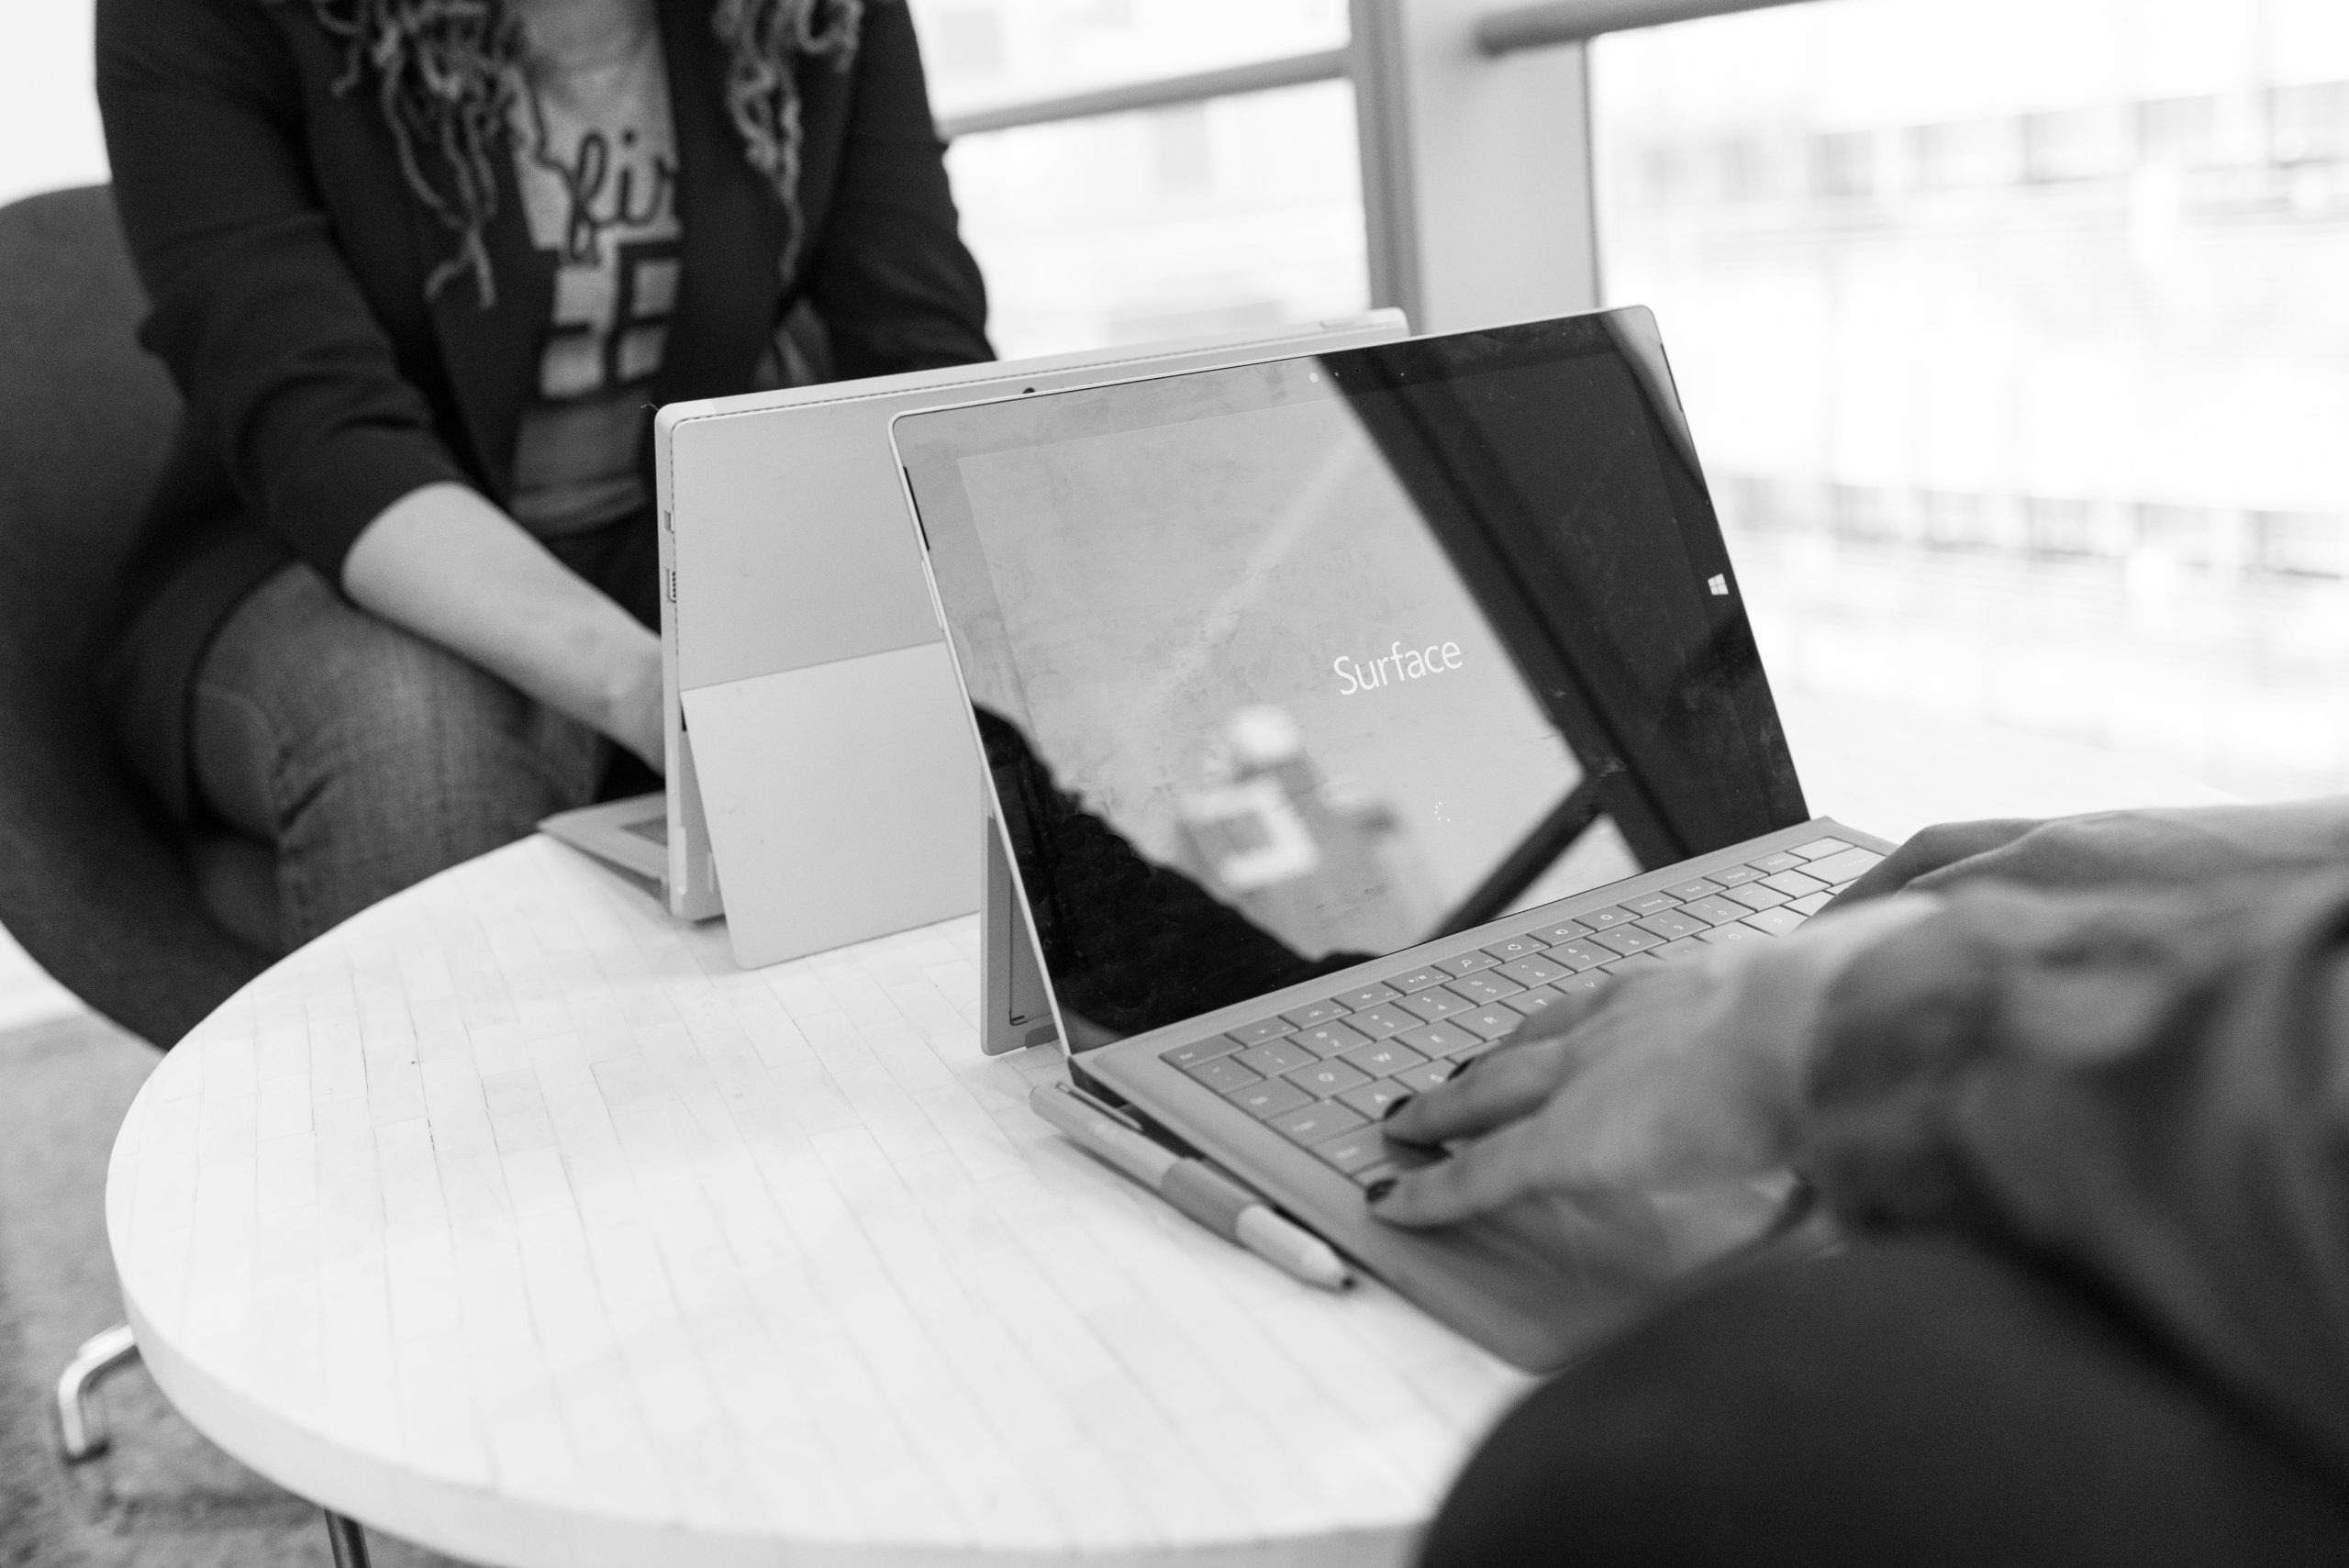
[1368,898,1943,1262]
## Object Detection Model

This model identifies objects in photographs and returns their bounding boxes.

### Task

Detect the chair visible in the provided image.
[0,185,273,1462]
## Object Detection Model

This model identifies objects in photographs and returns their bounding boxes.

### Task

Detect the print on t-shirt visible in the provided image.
[507,39,681,537]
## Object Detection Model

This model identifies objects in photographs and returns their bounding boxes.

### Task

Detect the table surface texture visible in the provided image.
[107,837,1525,1568]
[106,700,2238,1567]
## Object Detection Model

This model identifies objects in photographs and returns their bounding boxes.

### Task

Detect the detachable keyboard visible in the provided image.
[1155,835,1887,1190]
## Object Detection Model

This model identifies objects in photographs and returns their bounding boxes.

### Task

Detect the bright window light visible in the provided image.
[1595,0,2349,801]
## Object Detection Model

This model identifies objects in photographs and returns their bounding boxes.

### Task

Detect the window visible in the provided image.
[913,0,1349,122]
[0,0,105,207]
[935,83,1369,358]
[907,0,1369,358]
[1592,0,2349,801]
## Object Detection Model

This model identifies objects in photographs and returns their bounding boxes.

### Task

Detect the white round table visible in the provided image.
[106,703,2236,1565]
[106,835,1528,1568]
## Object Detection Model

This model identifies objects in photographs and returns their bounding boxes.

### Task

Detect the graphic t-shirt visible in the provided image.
[507,32,681,537]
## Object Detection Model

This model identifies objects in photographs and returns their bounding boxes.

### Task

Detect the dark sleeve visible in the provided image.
[1806,869,2349,1486]
[801,0,993,377]
[96,0,471,582]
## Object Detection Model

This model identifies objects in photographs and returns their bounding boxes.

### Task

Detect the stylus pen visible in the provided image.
[1030,1083,1353,1292]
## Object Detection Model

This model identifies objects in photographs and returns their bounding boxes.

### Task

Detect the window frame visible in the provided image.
[930,0,1814,332]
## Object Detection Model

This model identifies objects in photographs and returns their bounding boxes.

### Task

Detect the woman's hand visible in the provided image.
[345,483,666,773]
[1369,898,1943,1260]
[597,633,667,774]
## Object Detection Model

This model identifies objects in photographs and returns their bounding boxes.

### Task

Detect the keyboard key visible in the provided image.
[1634,909,1707,942]
[1653,937,1709,963]
[1188,1057,1263,1094]
[1664,876,1724,900]
[1547,972,1609,996]
[1347,1003,1419,1039]
[1502,984,1567,1017]
[1742,907,1808,937]
[1580,906,1638,929]
[1228,1078,1310,1118]
[1761,869,1829,898]
[1292,1021,1371,1058]
[1399,989,1473,1023]
[1400,1021,1480,1057]
[1604,953,1666,973]
[1238,1040,1319,1076]
[1725,883,1790,912]
[1788,891,1834,916]
[1332,981,1402,1010]
[1286,1060,1373,1097]
[1747,851,1804,873]
[1710,864,1764,886]
[1314,1128,1403,1175]
[1787,836,1852,861]
[1620,890,1681,917]
[1456,1005,1524,1040]
[1498,954,1572,987]
[1803,846,1886,885]
[1282,998,1351,1029]
[1433,950,1501,978]
[1394,1060,1457,1093]
[1446,971,1524,1005]
[1273,1100,1367,1146]
[1160,1037,1241,1070]
[1682,894,1752,926]
[1528,917,1593,944]
[1548,940,1614,971]
[1592,926,1665,956]
[1699,922,1769,948]
[1341,1040,1430,1077]
[1386,965,1449,994]
[1482,935,1547,962]
[1227,1018,1297,1048]
[1339,1080,1414,1119]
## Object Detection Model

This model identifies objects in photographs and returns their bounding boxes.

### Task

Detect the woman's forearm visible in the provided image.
[341,483,664,770]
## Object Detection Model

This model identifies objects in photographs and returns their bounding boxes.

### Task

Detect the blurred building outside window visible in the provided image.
[1590,0,2349,803]
[914,0,1350,116]
[907,0,1371,358]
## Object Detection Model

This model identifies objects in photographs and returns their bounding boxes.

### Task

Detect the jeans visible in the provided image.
[1420,1236,2349,1567]
[189,562,607,953]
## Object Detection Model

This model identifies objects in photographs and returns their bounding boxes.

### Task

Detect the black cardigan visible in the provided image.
[95,0,992,817]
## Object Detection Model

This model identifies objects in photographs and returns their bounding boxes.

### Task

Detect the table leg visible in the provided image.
[55,1324,140,1462]
[324,1510,372,1568]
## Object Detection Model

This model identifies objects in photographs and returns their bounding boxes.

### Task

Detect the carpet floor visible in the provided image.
[0,1011,464,1567]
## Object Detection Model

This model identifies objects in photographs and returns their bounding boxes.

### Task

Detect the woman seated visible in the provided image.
[96,0,989,951]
